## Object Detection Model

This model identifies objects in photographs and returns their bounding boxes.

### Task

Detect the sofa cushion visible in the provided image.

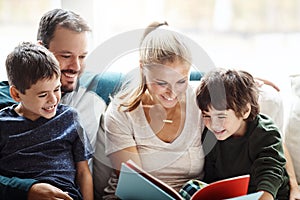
[258,84,284,132]
[0,81,16,110]
[284,74,300,184]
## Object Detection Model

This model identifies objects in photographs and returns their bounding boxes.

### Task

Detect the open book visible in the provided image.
[116,160,263,200]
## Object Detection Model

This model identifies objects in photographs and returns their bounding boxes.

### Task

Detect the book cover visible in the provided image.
[190,174,249,200]
[116,160,182,200]
[116,160,261,200]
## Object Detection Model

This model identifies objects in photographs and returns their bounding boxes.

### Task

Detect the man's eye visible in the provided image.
[61,55,71,59]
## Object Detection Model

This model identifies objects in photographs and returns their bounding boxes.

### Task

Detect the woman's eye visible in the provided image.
[177,80,186,84]
[156,82,167,86]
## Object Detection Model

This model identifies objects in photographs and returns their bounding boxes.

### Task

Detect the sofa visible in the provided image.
[284,74,300,186]
[1,70,299,199]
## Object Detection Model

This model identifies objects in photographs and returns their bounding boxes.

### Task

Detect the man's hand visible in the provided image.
[28,183,73,200]
[255,77,280,92]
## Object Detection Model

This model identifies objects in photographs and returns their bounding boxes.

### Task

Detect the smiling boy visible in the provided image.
[196,68,290,200]
[0,42,93,200]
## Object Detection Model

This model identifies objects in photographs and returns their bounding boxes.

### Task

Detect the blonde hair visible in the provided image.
[116,22,192,112]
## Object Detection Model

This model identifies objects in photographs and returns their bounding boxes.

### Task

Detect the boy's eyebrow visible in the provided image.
[36,84,61,94]
[36,90,49,95]
[202,111,210,115]
[54,50,88,55]
[216,112,227,115]
[202,111,227,115]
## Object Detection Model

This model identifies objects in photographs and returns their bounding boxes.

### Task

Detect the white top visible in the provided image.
[105,86,205,191]
[61,84,106,151]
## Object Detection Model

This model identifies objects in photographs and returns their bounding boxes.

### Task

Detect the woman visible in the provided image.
[103,22,205,199]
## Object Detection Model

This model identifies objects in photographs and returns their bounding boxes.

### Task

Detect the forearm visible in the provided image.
[0,175,37,200]
[78,175,93,200]
[109,146,142,176]
[254,77,280,92]
[283,143,298,189]
[76,161,93,200]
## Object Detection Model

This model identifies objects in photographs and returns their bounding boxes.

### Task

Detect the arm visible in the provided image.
[104,102,142,175]
[109,146,142,175]
[250,126,289,198]
[254,77,280,92]
[0,175,72,200]
[76,161,93,200]
[0,175,36,200]
[283,143,300,200]
[28,183,73,200]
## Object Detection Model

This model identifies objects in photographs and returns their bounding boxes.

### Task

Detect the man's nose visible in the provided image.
[70,57,81,71]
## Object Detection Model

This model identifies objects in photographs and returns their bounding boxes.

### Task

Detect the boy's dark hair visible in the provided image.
[5,42,61,94]
[196,68,260,121]
[37,8,91,49]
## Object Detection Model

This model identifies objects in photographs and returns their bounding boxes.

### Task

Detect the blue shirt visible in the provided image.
[0,104,93,200]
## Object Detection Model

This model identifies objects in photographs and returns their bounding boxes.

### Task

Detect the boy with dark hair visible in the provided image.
[0,42,93,200]
[0,8,111,199]
[195,68,290,200]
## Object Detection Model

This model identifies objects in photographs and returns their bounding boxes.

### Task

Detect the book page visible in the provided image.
[125,160,182,200]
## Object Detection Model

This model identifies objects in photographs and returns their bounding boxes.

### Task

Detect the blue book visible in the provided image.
[116,160,262,200]
[116,160,182,200]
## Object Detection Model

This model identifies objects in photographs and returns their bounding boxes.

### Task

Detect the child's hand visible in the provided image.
[28,183,73,200]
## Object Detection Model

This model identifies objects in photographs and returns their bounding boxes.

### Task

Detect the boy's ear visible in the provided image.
[10,86,22,102]
[242,103,251,119]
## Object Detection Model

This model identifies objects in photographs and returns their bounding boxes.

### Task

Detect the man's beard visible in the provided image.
[61,83,76,93]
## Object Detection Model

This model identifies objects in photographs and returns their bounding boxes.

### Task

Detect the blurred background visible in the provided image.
[0,0,299,118]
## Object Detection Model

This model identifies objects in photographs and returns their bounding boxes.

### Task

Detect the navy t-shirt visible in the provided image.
[0,104,93,199]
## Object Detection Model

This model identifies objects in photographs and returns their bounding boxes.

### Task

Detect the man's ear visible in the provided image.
[139,60,143,68]
[242,103,251,119]
[10,86,22,102]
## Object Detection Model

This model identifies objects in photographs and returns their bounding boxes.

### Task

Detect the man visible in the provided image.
[0,9,111,200]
